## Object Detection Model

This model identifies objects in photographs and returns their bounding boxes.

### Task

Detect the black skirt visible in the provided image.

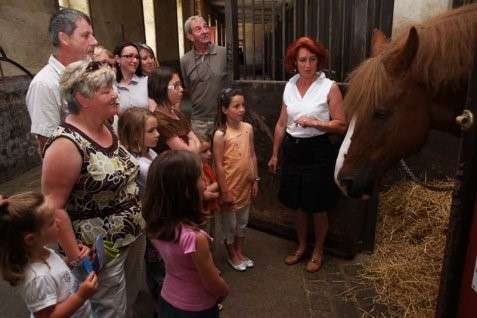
[278,133,339,214]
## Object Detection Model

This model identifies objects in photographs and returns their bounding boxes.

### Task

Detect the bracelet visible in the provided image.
[255,177,261,182]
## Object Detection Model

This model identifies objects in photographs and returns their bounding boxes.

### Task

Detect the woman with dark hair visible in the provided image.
[114,41,148,111]
[137,43,158,76]
[267,37,347,273]
[148,66,201,154]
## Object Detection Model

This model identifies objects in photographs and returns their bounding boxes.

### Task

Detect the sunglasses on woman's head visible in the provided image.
[85,60,103,72]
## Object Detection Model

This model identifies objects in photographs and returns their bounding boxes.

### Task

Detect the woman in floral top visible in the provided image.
[42,60,145,318]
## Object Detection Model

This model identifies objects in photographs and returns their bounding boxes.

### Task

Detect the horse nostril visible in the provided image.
[339,175,354,190]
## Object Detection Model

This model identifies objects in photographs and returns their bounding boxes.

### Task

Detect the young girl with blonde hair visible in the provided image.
[118,107,160,193]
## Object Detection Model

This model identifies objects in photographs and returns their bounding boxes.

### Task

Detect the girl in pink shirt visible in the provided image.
[142,150,229,317]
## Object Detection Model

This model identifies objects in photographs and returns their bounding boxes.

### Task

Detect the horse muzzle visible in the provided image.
[337,165,377,200]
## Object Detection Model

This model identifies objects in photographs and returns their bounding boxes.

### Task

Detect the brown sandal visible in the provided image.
[305,253,323,273]
[284,250,306,265]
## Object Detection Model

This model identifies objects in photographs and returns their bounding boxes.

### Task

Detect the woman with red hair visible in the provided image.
[268,37,347,272]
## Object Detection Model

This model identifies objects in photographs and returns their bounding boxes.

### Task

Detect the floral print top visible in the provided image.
[45,123,145,248]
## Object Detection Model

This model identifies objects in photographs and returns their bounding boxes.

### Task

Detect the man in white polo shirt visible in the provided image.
[26,8,97,151]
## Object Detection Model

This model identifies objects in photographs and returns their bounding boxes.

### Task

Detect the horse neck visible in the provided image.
[428,84,468,135]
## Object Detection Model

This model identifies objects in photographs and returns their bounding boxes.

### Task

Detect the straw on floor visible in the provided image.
[358,180,453,317]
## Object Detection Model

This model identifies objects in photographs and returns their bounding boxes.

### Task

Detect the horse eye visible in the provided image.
[373,109,389,119]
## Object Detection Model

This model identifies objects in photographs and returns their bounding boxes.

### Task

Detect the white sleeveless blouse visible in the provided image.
[283,72,334,138]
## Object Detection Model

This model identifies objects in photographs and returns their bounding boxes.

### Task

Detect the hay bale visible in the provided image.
[360,180,452,317]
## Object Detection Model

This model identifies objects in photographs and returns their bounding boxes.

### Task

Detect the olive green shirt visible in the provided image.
[180,44,227,121]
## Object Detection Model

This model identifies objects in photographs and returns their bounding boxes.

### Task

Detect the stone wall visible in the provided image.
[0,76,40,182]
[0,0,56,77]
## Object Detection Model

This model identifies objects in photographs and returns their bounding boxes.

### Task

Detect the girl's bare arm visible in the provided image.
[191,233,229,298]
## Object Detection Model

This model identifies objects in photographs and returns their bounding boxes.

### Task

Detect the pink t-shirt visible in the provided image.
[151,225,217,311]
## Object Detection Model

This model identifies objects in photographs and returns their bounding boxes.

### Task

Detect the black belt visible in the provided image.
[285,133,328,144]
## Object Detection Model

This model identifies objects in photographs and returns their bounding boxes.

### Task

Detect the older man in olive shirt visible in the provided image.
[180,16,227,138]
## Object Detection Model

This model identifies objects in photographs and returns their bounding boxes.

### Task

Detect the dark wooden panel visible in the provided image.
[317,0,331,52]
[453,0,477,8]
[225,0,240,80]
[379,0,394,37]
[328,0,344,80]
[348,0,368,73]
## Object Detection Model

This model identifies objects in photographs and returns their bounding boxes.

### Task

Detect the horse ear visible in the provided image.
[383,26,419,77]
[371,28,389,57]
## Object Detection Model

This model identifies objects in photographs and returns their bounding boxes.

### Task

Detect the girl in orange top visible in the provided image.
[213,88,259,272]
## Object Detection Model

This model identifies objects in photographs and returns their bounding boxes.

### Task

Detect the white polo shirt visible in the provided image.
[26,55,66,137]
[116,74,149,111]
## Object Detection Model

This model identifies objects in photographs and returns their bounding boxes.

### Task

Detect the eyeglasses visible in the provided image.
[167,82,183,90]
[121,54,140,60]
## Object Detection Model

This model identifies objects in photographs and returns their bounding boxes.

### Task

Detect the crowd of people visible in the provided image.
[0,7,347,318]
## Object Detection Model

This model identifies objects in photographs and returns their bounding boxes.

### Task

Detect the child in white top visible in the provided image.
[118,107,162,312]
[118,107,160,193]
[0,192,98,318]
[213,88,259,272]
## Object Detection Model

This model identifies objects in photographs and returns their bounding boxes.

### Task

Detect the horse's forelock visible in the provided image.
[344,57,392,123]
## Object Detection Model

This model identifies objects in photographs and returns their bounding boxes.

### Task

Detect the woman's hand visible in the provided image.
[294,116,317,128]
[268,155,278,174]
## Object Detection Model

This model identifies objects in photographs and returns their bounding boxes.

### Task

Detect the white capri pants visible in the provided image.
[221,204,251,244]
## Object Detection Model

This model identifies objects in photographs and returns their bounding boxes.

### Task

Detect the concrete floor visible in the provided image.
[0,166,390,318]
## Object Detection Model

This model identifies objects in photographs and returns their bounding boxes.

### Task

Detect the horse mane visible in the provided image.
[345,3,477,121]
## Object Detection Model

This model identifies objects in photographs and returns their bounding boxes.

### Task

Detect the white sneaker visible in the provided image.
[227,258,246,271]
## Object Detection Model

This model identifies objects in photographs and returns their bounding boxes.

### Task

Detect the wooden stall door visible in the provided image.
[436,51,477,317]
[455,53,477,318]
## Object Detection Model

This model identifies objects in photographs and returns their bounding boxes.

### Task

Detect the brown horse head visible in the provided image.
[335,27,433,199]
[334,3,477,198]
